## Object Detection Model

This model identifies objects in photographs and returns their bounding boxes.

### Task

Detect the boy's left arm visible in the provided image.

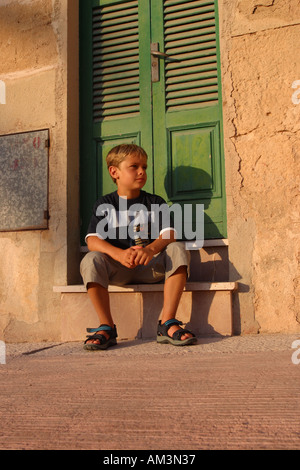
[130,229,176,266]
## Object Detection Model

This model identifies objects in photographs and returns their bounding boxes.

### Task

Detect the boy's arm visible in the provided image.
[147,229,176,254]
[130,229,176,266]
[86,236,137,268]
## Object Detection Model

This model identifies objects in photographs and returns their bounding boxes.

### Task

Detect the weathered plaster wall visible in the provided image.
[219,0,300,333]
[0,0,299,341]
[0,0,79,342]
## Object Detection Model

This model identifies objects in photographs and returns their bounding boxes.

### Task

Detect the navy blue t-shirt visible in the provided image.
[86,190,175,250]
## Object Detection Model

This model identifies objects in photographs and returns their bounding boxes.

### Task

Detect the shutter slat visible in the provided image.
[165,19,216,36]
[96,20,139,35]
[166,68,217,81]
[167,85,218,100]
[94,52,140,68]
[94,76,139,89]
[95,40,139,55]
[95,83,140,95]
[165,5,215,21]
[95,106,140,119]
[94,34,139,48]
[165,25,216,43]
[166,77,218,92]
[167,92,218,107]
[166,39,216,56]
[166,34,216,51]
[164,0,219,112]
[164,0,214,7]
[96,0,138,14]
[165,48,217,65]
[166,60,218,76]
[93,20,138,37]
[95,97,140,110]
[94,69,139,81]
[166,100,216,112]
[92,2,140,122]
[164,13,215,30]
[99,14,138,28]
[164,0,215,9]
[94,61,139,75]
[94,90,140,103]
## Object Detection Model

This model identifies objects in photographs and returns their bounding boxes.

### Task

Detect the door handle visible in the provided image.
[151,43,180,61]
[151,43,180,83]
[151,50,172,59]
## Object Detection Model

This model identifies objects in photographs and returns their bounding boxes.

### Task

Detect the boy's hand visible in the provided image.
[130,246,154,266]
[117,247,139,268]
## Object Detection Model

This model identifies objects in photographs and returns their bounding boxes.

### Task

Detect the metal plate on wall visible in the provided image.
[0,129,49,231]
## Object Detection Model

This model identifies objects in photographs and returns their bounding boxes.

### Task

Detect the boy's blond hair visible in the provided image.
[106,144,148,184]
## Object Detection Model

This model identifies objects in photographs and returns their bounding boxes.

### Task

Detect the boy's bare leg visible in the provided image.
[86,282,114,345]
[161,266,193,341]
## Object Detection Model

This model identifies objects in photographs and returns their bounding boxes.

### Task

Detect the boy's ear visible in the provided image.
[109,165,119,180]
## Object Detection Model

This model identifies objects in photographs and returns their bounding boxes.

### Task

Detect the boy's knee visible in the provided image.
[80,251,106,275]
[80,251,110,289]
[166,241,190,262]
[164,242,190,280]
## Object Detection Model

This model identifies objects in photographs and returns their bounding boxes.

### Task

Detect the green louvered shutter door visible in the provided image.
[152,0,227,238]
[164,1,219,111]
[80,0,226,241]
[92,2,140,121]
[80,0,153,240]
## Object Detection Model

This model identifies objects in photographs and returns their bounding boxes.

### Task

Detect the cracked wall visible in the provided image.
[0,0,79,342]
[219,0,300,333]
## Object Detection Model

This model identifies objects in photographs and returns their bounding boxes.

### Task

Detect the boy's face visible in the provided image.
[110,153,148,196]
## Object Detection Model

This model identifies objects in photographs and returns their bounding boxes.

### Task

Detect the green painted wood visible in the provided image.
[80,0,227,242]
[152,0,227,239]
[79,0,153,240]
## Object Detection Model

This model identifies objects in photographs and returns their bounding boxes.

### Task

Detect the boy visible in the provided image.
[80,144,197,350]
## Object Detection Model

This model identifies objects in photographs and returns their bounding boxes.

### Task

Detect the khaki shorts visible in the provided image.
[80,241,190,289]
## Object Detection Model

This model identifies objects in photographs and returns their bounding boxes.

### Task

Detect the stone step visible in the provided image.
[54,281,237,342]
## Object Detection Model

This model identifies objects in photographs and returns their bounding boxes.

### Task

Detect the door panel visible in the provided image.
[151,0,226,238]
[80,0,153,239]
[80,0,226,241]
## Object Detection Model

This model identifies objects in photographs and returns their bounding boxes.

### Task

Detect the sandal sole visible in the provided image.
[83,339,117,351]
[157,335,197,346]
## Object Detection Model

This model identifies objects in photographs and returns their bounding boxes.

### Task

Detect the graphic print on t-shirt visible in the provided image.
[86,190,175,250]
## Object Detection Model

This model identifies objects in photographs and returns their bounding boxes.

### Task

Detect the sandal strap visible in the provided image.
[86,324,115,333]
[172,328,195,341]
[85,333,107,345]
[86,324,118,341]
[164,319,183,327]
[157,319,182,337]
[157,319,195,340]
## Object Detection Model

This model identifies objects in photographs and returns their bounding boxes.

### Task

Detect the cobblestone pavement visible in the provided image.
[0,333,300,450]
